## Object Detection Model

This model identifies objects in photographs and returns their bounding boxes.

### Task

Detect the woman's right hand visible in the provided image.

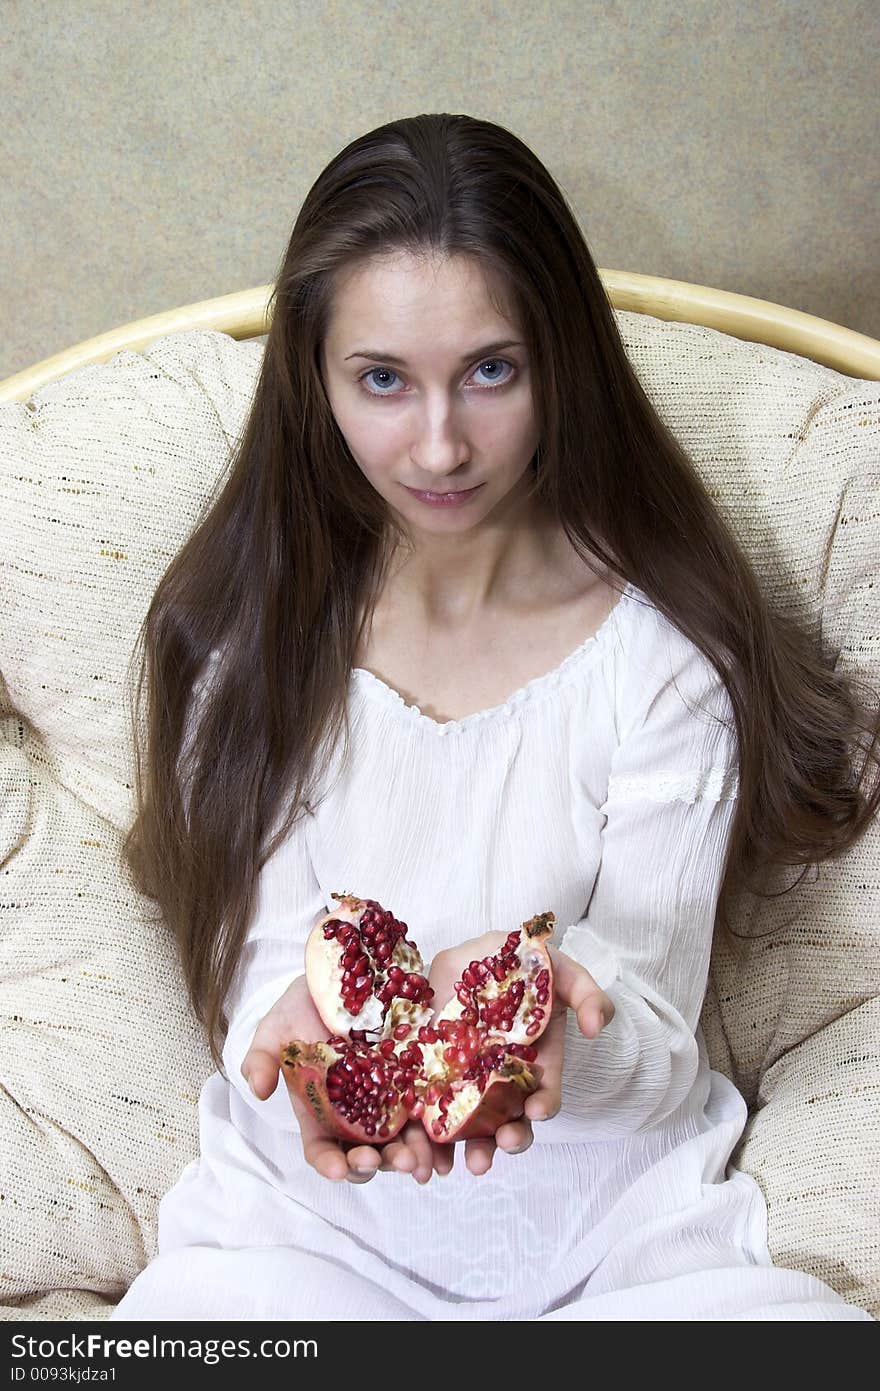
[240,974,455,1186]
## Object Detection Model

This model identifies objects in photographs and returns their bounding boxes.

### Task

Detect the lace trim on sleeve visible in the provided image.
[607,764,739,805]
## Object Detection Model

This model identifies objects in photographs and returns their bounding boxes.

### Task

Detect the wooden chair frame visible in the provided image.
[1,271,878,405]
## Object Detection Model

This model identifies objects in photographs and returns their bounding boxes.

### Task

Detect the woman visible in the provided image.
[112,113,878,1320]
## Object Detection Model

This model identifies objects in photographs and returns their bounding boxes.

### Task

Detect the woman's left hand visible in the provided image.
[423,931,615,1176]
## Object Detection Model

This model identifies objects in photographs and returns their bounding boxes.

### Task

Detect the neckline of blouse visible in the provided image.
[350,581,640,736]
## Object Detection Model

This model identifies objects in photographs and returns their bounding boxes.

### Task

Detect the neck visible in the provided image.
[387,497,563,627]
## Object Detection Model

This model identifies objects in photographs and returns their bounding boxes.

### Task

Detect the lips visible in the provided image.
[407,486,479,496]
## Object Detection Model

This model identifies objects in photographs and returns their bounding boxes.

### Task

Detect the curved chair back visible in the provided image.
[2,272,878,404]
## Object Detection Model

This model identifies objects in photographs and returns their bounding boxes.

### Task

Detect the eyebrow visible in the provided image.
[344,339,525,366]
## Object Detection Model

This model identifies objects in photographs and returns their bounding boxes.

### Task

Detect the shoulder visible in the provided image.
[611,586,735,740]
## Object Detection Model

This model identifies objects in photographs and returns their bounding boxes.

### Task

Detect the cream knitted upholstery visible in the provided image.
[0,322,877,1319]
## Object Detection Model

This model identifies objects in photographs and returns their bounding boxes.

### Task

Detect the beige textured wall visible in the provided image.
[1,0,877,382]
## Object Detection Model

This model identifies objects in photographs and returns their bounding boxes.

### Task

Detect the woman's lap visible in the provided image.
[109,1244,423,1322]
[540,1264,874,1321]
[110,1242,874,1322]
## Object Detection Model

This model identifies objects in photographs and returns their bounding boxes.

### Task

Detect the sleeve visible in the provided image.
[180,646,328,1132]
[551,620,740,1142]
[220,810,329,1132]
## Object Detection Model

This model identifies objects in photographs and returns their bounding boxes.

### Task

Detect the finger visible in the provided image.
[547,945,614,1035]
[299,1125,352,1182]
[409,1125,451,1183]
[284,1083,353,1182]
[376,1135,419,1175]
[385,1122,439,1184]
[429,1138,456,1177]
[464,1136,497,1176]
[343,1143,383,1182]
[242,1046,281,1101]
[493,1117,534,1155]
[397,1121,456,1183]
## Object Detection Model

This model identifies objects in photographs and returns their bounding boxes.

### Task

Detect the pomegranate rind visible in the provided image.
[423,1057,544,1142]
[281,1039,410,1144]
[304,893,434,1039]
[468,913,555,1044]
[304,918,385,1036]
[414,912,556,1143]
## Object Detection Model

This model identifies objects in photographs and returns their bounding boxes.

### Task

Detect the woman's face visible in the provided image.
[319,251,541,535]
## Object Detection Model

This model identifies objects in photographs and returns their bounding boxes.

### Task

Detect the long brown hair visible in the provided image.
[122,113,880,1072]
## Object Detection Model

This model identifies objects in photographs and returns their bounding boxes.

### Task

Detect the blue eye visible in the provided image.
[362,367,401,395]
[472,358,512,386]
[358,358,516,398]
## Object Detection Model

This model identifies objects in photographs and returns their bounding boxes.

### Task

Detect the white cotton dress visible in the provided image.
[111,583,874,1322]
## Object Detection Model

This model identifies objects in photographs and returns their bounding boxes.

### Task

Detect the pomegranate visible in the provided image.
[281,892,555,1146]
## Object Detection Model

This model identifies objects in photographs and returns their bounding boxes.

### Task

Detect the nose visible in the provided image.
[409,395,472,482]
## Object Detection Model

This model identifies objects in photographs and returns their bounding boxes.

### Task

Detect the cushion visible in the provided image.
[0,319,877,1318]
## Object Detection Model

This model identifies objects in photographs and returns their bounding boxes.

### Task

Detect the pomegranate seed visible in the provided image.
[401,973,429,1000]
